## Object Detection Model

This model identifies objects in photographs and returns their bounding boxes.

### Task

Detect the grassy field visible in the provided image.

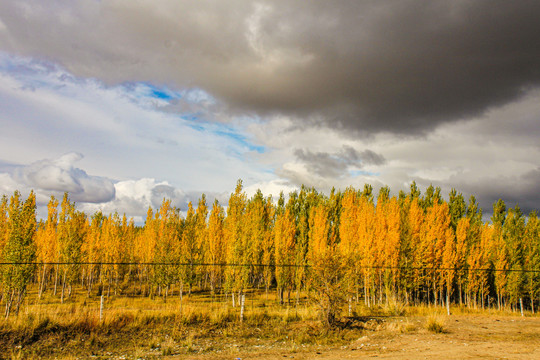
[1,288,539,359]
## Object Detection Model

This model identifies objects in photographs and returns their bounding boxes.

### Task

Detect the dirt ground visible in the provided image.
[186,315,540,360]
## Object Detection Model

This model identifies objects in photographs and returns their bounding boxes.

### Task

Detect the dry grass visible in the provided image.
[425,314,447,333]
[1,287,538,359]
[0,288,332,358]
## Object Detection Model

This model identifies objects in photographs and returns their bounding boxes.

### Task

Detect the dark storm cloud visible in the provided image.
[1,1,540,133]
[294,146,385,178]
[419,168,540,217]
[462,169,540,216]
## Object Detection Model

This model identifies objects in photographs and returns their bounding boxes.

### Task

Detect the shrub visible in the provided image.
[426,315,446,333]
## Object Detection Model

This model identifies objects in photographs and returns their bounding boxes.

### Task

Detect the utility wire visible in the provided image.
[0,262,539,273]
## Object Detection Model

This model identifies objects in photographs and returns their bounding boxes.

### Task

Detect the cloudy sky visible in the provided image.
[1,0,539,222]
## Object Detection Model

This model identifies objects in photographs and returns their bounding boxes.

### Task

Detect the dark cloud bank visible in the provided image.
[1,1,540,133]
[294,146,385,178]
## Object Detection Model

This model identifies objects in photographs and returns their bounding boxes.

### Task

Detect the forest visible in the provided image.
[1,180,539,322]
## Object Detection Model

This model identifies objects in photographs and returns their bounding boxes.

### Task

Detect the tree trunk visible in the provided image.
[61,270,67,304]
[179,282,184,314]
[87,270,93,297]
[38,264,47,299]
[4,290,15,319]
[240,292,245,322]
[54,264,59,296]
[14,288,26,316]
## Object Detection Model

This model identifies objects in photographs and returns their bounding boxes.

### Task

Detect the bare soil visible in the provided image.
[186,315,540,360]
[3,313,539,359]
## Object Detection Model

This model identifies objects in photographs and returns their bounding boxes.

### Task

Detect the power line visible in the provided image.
[0,262,539,273]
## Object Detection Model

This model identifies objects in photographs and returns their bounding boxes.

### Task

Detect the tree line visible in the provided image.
[0,181,539,320]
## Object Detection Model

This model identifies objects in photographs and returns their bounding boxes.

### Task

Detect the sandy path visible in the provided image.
[189,316,540,360]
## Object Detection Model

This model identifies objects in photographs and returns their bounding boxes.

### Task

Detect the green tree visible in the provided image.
[206,199,225,294]
[2,191,37,317]
[491,199,507,309]
[448,189,466,231]
[523,211,540,313]
[224,180,248,302]
[57,193,87,303]
[503,206,526,310]
[154,199,182,301]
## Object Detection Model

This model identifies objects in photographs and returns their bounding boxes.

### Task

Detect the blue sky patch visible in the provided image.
[213,129,266,154]
[151,88,173,100]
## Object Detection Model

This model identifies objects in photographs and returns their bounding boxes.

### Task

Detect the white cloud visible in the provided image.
[0,53,271,193]
[78,178,183,222]
[244,178,297,200]
[12,152,115,203]
[1,152,114,204]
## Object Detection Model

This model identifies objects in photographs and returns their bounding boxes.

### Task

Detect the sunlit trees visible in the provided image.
[206,199,225,294]
[261,195,275,296]
[503,206,526,312]
[274,207,296,304]
[380,195,401,302]
[224,180,248,303]
[418,200,453,305]
[339,188,361,313]
[523,212,540,313]
[243,190,269,292]
[0,196,8,255]
[57,193,87,303]
[181,202,197,295]
[3,180,540,318]
[357,188,376,306]
[154,199,182,300]
[2,191,37,317]
[35,196,59,298]
[135,207,158,296]
[308,201,346,325]
[454,217,469,305]
[195,195,208,289]
[491,199,508,309]
[467,223,491,308]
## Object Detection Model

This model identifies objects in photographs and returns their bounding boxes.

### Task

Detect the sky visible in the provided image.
[0,0,539,222]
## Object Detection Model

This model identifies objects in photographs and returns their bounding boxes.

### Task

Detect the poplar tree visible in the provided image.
[339,188,361,310]
[243,190,267,290]
[35,196,59,298]
[274,208,296,304]
[491,199,508,309]
[195,195,208,289]
[2,191,37,317]
[503,206,526,310]
[523,211,540,313]
[448,189,466,230]
[0,195,9,262]
[308,202,345,325]
[206,199,225,294]
[224,180,247,302]
[154,199,182,300]
[57,193,87,302]
[454,217,469,305]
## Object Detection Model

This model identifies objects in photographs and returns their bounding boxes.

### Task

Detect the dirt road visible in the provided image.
[191,315,540,360]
